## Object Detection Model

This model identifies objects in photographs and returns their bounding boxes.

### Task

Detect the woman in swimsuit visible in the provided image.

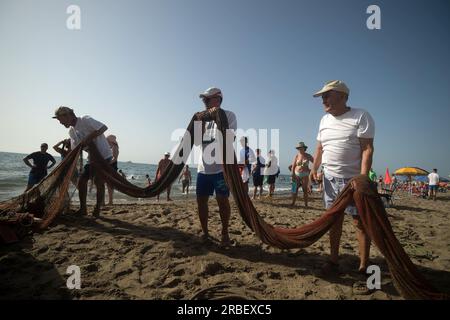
[291,142,314,207]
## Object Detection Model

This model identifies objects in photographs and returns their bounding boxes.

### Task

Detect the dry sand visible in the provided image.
[1,191,449,300]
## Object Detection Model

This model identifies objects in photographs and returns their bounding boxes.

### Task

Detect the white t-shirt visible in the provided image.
[239,147,256,183]
[428,172,440,186]
[264,155,278,176]
[198,109,237,175]
[69,116,113,160]
[317,108,375,179]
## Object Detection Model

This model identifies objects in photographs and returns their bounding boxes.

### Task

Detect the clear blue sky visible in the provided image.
[1,0,449,175]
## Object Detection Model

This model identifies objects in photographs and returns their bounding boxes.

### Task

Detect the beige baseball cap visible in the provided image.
[313,80,350,97]
[199,87,222,99]
[52,106,74,118]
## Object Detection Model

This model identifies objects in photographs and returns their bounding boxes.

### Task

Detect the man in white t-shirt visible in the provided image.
[53,106,113,217]
[427,168,440,201]
[309,80,375,278]
[264,150,279,197]
[195,87,237,248]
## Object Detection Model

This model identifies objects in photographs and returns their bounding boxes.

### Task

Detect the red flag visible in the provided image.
[385,168,392,184]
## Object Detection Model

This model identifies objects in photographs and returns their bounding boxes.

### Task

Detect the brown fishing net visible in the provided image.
[0,108,447,299]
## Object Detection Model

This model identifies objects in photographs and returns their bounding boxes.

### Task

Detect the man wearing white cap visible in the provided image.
[155,152,173,201]
[195,87,237,248]
[309,81,375,279]
[53,106,113,217]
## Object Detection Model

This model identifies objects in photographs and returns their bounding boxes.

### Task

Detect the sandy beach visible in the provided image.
[1,191,449,300]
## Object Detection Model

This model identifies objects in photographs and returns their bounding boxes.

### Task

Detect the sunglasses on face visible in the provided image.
[322,92,332,99]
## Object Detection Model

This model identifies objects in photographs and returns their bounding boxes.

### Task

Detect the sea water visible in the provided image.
[0,151,294,203]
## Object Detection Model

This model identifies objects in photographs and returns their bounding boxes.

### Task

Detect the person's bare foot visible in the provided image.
[74,208,87,216]
[200,233,212,244]
[358,264,369,274]
[167,198,173,202]
[219,233,233,249]
[92,206,100,217]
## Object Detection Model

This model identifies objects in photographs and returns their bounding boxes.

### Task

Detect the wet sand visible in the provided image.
[1,191,449,300]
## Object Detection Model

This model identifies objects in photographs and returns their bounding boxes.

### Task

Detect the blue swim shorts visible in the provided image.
[196,172,230,197]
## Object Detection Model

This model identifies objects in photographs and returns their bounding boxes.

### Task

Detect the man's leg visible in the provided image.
[353,216,371,272]
[216,195,231,245]
[302,176,309,207]
[94,175,105,216]
[107,183,114,205]
[329,213,345,264]
[322,175,344,265]
[253,186,257,199]
[77,175,89,215]
[196,196,209,237]
[167,185,172,201]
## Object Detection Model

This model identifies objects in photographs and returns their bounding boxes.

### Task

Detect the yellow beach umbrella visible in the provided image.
[394,167,429,176]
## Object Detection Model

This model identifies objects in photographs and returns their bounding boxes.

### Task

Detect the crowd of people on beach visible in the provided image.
[20,80,447,288]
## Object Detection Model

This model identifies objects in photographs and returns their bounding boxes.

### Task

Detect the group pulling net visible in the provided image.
[0,108,447,300]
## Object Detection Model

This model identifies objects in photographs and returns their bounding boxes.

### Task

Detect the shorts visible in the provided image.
[429,185,438,191]
[182,179,190,188]
[196,172,230,197]
[81,157,113,179]
[323,173,358,216]
[28,171,47,186]
[253,175,263,187]
[295,171,309,179]
[265,175,276,185]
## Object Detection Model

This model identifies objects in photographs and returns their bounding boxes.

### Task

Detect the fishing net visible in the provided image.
[0,108,447,299]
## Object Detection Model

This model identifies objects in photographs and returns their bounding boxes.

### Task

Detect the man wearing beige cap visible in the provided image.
[309,81,375,284]
[53,106,112,217]
[195,87,237,248]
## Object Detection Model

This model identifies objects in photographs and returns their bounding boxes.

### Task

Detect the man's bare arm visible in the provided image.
[309,142,323,182]
[359,138,374,175]
[23,156,34,169]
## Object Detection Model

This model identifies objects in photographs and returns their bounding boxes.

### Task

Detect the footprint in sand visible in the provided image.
[200,262,233,276]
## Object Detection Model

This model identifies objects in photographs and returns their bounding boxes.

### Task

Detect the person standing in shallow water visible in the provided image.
[155,152,172,201]
[251,148,265,200]
[23,143,56,191]
[179,165,192,194]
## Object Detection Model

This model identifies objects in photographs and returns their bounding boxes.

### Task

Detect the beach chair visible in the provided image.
[379,183,398,207]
